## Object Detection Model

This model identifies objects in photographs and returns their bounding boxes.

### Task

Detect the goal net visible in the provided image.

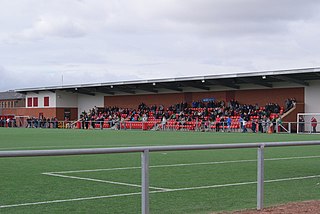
[15,116,29,128]
[297,113,320,134]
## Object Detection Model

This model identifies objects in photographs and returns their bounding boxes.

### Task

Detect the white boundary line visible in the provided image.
[43,173,170,191]
[168,174,320,191]
[0,192,146,209]
[2,174,320,209]
[45,155,320,174]
[0,144,146,150]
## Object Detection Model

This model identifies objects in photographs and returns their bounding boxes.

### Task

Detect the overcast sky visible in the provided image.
[1,0,320,91]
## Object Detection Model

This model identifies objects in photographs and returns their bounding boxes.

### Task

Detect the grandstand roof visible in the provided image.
[0,91,25,100]
[15,67,320,96]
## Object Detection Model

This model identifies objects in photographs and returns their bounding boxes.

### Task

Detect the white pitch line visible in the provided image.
[45,155,320,174]
[0,191,146,209]
[0,144,144,150]
[43,173,170,191]
[265,155,320,162]
[0,145,105,150]
[2,174,320,209]
[168,181,257,191]
[48,166,142,174]
[167,174,320,192]
[265,174,320,183]
[45,160,255,174]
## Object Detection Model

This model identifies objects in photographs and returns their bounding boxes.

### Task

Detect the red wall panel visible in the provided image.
[104,87,304,108]
[104,93,185,108]
[234,88,304,106]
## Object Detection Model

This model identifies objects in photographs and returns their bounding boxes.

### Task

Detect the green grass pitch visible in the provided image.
[1,128,320,213]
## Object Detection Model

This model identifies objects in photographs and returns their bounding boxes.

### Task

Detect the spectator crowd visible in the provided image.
[76,98,288,132]
[1,98,299,133]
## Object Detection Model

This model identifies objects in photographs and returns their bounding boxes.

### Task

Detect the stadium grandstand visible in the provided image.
[1,67,320,132]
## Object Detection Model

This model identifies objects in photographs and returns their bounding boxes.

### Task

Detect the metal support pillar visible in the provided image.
[257,145,265,210]
[141,149,150,214]
[288,122,291,133]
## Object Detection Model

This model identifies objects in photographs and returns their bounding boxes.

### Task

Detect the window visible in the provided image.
[33,97,38,107]
[27,98,32,107]
[64,109,71,120]
[44,97,49,107]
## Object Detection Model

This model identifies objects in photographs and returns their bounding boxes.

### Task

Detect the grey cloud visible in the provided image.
[105,0,320,37]
[165,0,319,22]
[0,66,15,91]
[1,0,320,92]
[0,67,61,91]
[17,16,86,40]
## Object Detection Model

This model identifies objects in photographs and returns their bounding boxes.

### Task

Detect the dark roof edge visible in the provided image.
[15,67,320,92]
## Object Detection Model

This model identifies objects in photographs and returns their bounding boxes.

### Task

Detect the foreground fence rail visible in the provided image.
[1,141,320,213]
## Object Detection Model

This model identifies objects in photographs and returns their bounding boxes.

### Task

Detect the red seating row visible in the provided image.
[94,123,111,129]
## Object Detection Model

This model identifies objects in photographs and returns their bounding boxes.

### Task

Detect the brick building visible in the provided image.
[0,91,25,116]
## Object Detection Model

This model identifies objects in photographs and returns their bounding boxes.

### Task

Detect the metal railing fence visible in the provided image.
[5,118,320,134]
[1,141,320,213]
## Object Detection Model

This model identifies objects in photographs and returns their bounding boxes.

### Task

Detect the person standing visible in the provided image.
[227,116,232,132]
[298,116,305,133]
[251,119,257,133]
[215,115,221,132]
[241,118,247,133]
[161,115,167,130]
[311,117,317,133]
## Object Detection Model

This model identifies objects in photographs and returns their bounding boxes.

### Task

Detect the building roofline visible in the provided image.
[15,67,320,93]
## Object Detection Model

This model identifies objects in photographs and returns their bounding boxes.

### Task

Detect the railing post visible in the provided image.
[288,122,291,133]
[141,149,150,214]
[257,144,264,210]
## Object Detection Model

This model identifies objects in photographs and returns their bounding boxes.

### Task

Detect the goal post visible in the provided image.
[297,113,320,134]
[15,116,29,128]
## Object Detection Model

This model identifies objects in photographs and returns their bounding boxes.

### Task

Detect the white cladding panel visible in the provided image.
[25,91,56,108]
[305,80,320,113]
[56,91,78,108]
[78,93,104,117]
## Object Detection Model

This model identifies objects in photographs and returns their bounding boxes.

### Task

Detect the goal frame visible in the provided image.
[15,115,30,128]
[297,113,320,134]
